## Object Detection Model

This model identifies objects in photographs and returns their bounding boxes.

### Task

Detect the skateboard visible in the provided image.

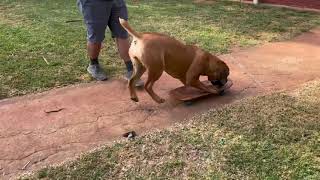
[169,80,233,105]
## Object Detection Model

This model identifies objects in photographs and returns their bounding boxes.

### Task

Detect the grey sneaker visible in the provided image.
[87,64,108,81]
[125,71,144,87]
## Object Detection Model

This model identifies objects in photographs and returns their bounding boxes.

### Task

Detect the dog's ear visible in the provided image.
[209,60,230,81]
[204,55,228,81]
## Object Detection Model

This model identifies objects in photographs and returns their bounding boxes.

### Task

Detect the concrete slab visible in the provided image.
[0,27,319,179]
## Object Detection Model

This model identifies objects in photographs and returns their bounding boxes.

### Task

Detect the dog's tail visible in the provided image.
[119,18,142,39]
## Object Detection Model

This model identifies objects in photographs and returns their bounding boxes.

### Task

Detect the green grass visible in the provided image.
[1,0,320,99]
[21,81,320,179]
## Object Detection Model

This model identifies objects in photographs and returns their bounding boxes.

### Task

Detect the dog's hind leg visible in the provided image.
[144,69,165,104]
[129,57,146,102]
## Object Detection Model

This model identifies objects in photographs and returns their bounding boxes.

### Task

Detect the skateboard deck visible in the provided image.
[170,80,233,102]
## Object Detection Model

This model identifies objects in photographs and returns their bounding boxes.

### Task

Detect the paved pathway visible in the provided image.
[0,28,319,179]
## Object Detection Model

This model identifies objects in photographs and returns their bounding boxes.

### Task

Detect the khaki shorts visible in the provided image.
[77,0,129,43]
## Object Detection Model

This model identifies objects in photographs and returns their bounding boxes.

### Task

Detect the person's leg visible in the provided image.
[87,42,101,64]
[115,38,131,67]
[108,1,144,86]
[115,38,134,74]
[77,0,112,81]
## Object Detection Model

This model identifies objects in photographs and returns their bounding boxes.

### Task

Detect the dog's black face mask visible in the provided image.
[210,79,227,88]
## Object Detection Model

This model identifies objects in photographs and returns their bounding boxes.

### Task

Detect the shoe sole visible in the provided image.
[87,68,108,81]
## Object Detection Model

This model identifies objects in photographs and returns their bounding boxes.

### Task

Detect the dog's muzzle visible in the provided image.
[210,80,226,88]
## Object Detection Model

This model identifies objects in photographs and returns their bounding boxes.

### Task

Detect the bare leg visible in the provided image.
[115,37,131,63]
[86,42,108,81]
[87,42,102,60]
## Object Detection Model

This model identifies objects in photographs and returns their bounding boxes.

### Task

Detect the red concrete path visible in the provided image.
[1,28,320,179]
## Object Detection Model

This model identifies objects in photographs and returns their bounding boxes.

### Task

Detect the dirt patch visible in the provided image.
[0,5,27,26]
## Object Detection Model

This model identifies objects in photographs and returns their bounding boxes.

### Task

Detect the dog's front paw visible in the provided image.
[156,98,165,104]
[159,98,165,104]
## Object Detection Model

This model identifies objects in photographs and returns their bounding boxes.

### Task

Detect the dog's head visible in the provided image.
[206,56,230,88]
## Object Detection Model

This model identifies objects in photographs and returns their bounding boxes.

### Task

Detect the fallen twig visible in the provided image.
[21,161,31,170]
[42,56,50,65]
[65,19,82,23]
[45,108,65,114]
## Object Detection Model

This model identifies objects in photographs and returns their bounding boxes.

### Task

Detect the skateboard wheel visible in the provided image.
[218,90,225,96]
[184,101,193,106]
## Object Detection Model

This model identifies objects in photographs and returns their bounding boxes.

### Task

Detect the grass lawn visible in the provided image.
[21,81,320,179]
[0,0,320,99]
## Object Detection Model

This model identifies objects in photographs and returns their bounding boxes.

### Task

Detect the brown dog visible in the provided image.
[119,18,230,104]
